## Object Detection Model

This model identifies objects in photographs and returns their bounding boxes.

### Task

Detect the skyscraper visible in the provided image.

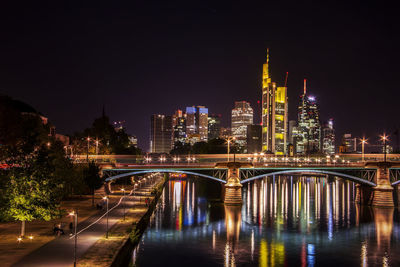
[246,124,262,153]
[150,114,173,153]
[208,114,221,140]
[196,106,208,141]
[296,80,321,154]
[172,110,186,146]
[261,49,288,155]
[185,106,208,143]
[322,119,335,155]
[231,101,253,148]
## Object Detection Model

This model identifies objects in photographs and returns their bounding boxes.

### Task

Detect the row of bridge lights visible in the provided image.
[248,154,351,164]
[144,156,196,163]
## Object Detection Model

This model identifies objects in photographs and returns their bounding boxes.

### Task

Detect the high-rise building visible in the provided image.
[172,110,186,146]
[185,106,208,143]
[296,80,321,154]
[322,119,335,155]
[246,124,262,153]
[196,106,208,141]
[231,101,253,148]
[185,107,196,135]
[208,114,221,140]
[261,49,288,155]
[288,120,297,145]
[150,114,173,153]
[340,134,357,153]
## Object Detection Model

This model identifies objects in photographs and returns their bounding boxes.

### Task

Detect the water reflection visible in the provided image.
[134,177,400,267]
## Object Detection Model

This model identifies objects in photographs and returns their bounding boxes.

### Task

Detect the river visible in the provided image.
[131,176,400,266]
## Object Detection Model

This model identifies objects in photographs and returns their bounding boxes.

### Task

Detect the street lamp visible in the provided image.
[380,134,389,163]
[225,136,235,162]
[69,210,78,267]
[121,188,126,221]
[86,137,90,162]
[360,137,368,162]
[103,196,109,239]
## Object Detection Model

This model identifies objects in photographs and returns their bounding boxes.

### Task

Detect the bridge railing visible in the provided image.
[72,153,400,166]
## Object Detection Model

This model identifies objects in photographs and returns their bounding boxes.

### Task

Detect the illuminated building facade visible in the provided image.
[196,106,208,141]
[231,101,253,148]
[208,114,221,140]
[150,114,173,153]
[322,119,335,154]
[296,80,321,154]
[340,133,357,153]
[261,49,288,155]
[185,106,208,143]
[172,109,186,146]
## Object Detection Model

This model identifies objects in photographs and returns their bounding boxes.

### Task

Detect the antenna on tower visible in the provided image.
[284,72,289,88]
[303,79,307,95]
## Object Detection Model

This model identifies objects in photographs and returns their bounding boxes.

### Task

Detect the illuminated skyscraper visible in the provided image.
[322,119,335,154]
[172,109,186,146]
[261,49,288,155]
[296,80,321,154]
[185,106,208,143]
[196,106,208,141]
[150,114,173,153]
[231,101,253,148]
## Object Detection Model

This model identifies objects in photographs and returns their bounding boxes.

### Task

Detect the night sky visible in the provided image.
[1,1,399,151]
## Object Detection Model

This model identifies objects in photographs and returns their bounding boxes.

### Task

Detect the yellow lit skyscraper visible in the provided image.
[261,49,288,155]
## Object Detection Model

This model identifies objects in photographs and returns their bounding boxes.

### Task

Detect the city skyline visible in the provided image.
[1,2,399,150]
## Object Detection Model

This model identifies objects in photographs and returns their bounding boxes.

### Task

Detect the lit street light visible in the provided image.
[69,210,78,267]
[225,136,235,162]
[380,134,389,163]
[121,188,126,221]
[360,137,368,162]
[103,196,109,238]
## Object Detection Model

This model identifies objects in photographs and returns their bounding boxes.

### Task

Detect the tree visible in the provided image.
[83,161,103,206]
[5,146,64,237]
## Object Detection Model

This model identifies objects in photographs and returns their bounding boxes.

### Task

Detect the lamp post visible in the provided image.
[86,137,90,162]
[360,138,367,162]
[381,134,388,163]
[225,136,235,162]
[121,188,126,221]
[69,210,78,267]
[103,196,109,238]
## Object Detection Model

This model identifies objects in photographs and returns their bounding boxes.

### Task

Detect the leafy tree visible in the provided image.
[83,161,103,206]
[5,146,64,236]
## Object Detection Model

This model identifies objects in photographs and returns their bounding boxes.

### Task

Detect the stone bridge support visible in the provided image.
[371,163,394,207]
[224,162,244,205]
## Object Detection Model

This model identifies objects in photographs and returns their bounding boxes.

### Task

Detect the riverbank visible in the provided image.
[0,194,105,267]
[77,176,165,267]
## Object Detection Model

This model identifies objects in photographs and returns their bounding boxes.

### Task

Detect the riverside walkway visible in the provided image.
[13,178,161,267]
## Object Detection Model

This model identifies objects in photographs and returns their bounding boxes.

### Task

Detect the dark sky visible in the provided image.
[1,1,399,151]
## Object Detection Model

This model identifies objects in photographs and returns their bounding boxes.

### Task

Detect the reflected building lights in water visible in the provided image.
[135,176,398,267]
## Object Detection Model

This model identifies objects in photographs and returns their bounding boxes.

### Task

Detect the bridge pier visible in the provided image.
[224,162,243,205]
[371,163,394,207]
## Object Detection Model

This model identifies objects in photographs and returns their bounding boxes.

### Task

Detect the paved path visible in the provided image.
[13,179,160,267]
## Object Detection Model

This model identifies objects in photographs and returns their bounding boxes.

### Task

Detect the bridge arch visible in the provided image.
[104,169,227,183]
[240,169,376,186]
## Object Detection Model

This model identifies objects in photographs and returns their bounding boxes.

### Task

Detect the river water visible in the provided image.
[132,176,400,266]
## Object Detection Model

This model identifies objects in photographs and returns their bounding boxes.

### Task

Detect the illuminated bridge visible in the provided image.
[99,158,400,207]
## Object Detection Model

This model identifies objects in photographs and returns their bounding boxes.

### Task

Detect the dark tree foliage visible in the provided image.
[71,113,141,155]
[170,138,228,154]
[83,161,103,206]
